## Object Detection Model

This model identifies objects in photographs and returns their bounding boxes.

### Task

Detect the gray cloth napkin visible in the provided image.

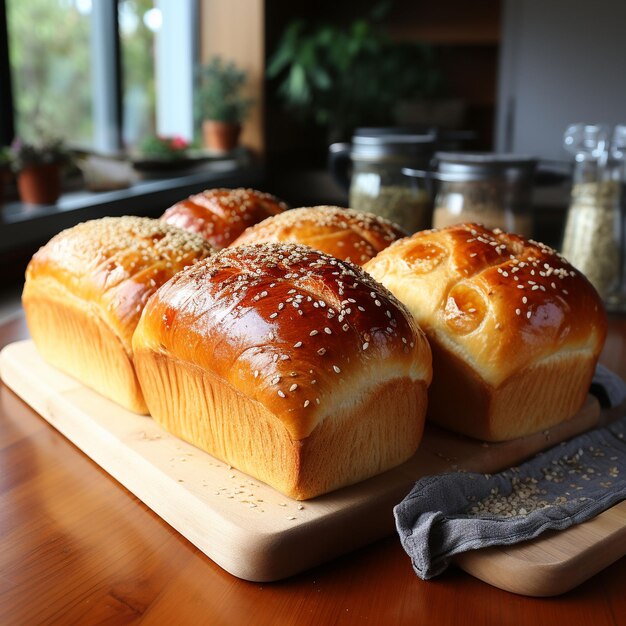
[394,364,626,580]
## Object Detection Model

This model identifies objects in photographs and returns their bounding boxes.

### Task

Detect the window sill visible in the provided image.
[0,161,264,254]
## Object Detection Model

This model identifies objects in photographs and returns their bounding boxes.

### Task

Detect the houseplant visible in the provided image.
[196,56,254,152]
[9,137,69,204]
[0,146,11,204]
[138,134,190,160]
[266,14,445,142]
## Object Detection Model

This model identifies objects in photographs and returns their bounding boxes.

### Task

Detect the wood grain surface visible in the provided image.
[1,313,626,625]
[0,340,605,587]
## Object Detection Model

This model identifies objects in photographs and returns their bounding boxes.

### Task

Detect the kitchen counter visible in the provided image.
[1,312,626,625]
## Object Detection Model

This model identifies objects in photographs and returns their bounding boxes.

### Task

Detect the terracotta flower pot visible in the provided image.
[202,120,241,153]
[17,163,61,205]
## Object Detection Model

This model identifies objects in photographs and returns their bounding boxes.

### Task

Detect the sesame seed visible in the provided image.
[324,327,332,334]
[289,383,298,392]
[310,330,318,336]
[294,341,302,348]
[333,365,341,374]
[303,400,310,407]
[374,300,381,307]
[317,348,326,355]
[277,390,286,398]
[527,311,532,319]
[269,312,278,319]
[362,342,369,350]
[522,296,528,304]
[515,308,521,316]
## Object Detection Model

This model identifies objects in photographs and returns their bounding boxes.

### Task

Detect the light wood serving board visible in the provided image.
[1,339,624,595]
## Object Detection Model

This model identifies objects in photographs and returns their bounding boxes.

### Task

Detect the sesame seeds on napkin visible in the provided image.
[394,365,626,580]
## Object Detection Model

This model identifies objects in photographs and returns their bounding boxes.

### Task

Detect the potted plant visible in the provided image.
[9,137,69,205]
[138,134,191,161]
[196,56,254,152]
[0,146,11,204]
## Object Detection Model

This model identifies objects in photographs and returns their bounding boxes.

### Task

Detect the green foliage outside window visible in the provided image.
[7,0,92,145]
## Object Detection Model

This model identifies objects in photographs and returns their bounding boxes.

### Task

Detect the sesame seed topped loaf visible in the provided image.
[161,187,288,249]
[364,223,607,442]
[229,205,407,266]
[22,216,214,413]
[133,243,432,499]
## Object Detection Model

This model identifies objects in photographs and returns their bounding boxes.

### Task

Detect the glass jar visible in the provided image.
[429,153,537,236]
[329,129,437,233]
[561,124,624,301]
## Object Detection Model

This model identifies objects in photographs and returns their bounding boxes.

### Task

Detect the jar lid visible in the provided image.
[350,127,437,163]
[434,152,538,182]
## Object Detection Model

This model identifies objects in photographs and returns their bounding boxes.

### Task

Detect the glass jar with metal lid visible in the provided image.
[329,128,437,233]
[405,152,537,237]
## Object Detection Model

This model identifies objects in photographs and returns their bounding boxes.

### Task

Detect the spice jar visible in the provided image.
[329,129,437,233]
[426,153,536,236]
[560,124,625,301]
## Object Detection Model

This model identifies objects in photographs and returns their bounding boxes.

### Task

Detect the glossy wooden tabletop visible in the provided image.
[1,312,626,626]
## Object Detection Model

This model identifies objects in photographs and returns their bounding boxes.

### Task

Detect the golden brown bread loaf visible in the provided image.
[133,243,432,499]
[364,223,607,441]
[22,216,214,413]
[229,205,406,266]
[161,187,288,249]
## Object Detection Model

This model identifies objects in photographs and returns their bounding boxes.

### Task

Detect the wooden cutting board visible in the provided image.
[1,339,624,595]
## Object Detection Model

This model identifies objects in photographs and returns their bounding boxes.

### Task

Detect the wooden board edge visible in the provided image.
[455,500,626,596]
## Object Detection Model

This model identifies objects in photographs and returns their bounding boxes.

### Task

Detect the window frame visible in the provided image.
[0,0,196,153]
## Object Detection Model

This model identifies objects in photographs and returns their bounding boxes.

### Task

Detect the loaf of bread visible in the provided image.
[229,205,406,266]
[133,243,432,499]
[161,187,288,249]
[364,223,607,441]
[22,216,214,413]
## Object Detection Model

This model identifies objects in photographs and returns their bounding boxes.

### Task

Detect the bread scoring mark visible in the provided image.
[31,216,214,348]
[158,242,424,427]
[229,206,406,265]
[161,188,287,248]
[433,223,583,330]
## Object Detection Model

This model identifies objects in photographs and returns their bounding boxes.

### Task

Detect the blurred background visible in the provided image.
[1,0,626,311]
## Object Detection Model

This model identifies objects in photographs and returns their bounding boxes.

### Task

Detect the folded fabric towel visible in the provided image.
[394,365,626,580]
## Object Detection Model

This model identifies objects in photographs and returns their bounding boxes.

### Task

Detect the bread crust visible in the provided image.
[22,216,213,412]
[364,223,607,440]
[229,206,406,266]
[133,243,432,498]
[161,188,288,249]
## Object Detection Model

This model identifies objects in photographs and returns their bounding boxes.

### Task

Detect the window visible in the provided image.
[3,0,195,153]
[7,0,94,147]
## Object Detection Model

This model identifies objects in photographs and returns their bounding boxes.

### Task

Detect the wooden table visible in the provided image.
[1,312,626,626]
